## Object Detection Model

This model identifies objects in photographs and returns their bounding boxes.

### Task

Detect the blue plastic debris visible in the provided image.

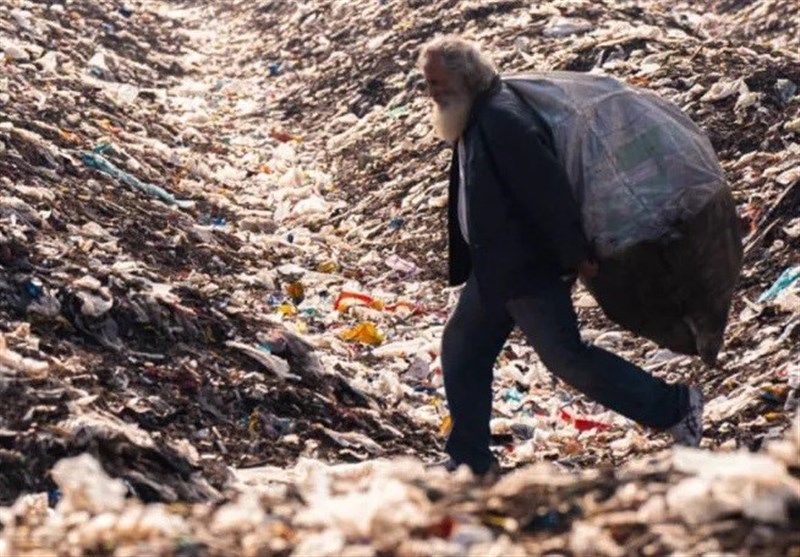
[758,266,800,303]
[413,385,440,395]
[504,386,524,403]
[47,489,61,507]
[25,279,43,299]
[258,342,273,353]
[268,63,282,76]
[82,144,193,208]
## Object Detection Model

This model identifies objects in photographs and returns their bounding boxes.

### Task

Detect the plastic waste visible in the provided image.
[82,144,193,208]
[334,291,419,314]
[669,447,800,525]
[226,340,300,380]
[50,454,127,514]
[0,333,49,377]
[37,51,58,73]
[542,17,593,38]
[385,254,418,275]
[339,322,385,345]
[559,409,612,432]
[774,79,797,105]
[4,42,30,62]
[758,266,800,303]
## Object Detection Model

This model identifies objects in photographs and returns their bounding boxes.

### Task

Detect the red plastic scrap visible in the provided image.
[333,290,423,314]
[425,516,456,538]
[334,291,374,310]
[559,409,611,431]
[269,129,296,142]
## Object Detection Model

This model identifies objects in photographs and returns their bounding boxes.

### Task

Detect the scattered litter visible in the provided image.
[0,0,798,554]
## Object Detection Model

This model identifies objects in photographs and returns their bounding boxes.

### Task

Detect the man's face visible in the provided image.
[422,51,473,143]
[423,53,458,106]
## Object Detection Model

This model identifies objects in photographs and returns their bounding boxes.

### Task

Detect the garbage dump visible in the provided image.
[1,0,799,555]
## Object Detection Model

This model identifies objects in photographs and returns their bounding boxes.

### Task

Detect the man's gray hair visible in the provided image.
[418,35,498,96]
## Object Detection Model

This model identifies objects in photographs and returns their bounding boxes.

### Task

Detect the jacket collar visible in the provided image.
[465,75,502,130]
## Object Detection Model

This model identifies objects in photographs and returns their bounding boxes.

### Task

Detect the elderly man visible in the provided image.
[420,36,703,476]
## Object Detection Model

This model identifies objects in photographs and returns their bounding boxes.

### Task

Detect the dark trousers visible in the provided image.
[442,274,689,474]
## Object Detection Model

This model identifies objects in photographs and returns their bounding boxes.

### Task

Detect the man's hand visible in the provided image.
[578,259,599,280]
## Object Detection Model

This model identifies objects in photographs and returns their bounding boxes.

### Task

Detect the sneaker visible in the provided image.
[669,387,704,447]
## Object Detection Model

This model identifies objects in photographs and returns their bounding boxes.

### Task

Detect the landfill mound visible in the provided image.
[0,0,441,507]
[1,0,799,555]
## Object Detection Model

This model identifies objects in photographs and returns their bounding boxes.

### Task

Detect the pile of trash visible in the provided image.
[1,0,799,554]
[2,425,799,556]
[0,0,444,507]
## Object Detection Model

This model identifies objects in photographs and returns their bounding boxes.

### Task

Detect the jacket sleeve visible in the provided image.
[478,95,591,272]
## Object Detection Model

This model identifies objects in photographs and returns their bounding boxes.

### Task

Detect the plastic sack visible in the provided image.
[585,188,742,365]
[505,73,743,364]
[505,72,727,255]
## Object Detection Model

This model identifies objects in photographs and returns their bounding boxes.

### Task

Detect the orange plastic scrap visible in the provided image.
[285,281,305,304]
[439,414,453,436]
[339,322,385,345]
[59,129,81,144]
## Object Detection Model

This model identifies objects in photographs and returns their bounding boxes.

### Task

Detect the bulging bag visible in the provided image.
[505,72,743,365]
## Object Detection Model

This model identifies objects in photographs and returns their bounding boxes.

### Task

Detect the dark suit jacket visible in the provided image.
[447,77,591,304]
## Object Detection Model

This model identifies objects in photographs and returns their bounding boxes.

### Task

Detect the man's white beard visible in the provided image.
[432,92,473,144]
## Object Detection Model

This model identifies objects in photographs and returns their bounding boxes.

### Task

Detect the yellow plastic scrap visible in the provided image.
[277,303,297,316]
[248,410,261,434]
[318,260,339,273]
[339,322,385,345]
[482,513,518,532]
[290,321,308,335]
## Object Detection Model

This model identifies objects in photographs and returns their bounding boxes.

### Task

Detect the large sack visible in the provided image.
[505,72,743,365]
[583,188,742,365]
